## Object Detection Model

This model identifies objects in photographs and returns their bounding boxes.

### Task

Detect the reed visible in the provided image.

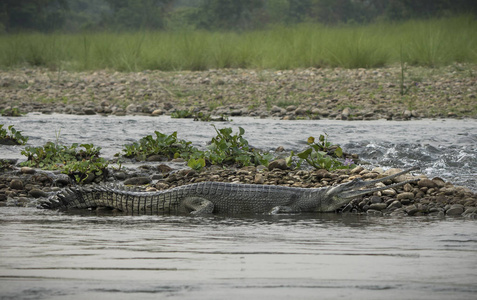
[0,15,475,71]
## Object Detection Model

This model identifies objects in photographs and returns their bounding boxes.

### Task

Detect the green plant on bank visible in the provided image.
[207,100,223,112]
[187,157,206,171]
[120,128,350,172]
[37,96,68,104]
[275,99,300,109]
[204,125,273,168]
[170,109,194,118]
[0,159,13,170]
[1,107,22,117]
[399,45,425,98]
[20,142,108,183]
[171,110,229,121]
[403,94,418,111]
[120,131,199,161]
[0,124,29,145]
[121,126,273,171]
[287,134,355,171]
[399,45,410,96]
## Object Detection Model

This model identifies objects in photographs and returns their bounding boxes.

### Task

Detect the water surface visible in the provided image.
[1,208,476,300]
[1,114,476,299]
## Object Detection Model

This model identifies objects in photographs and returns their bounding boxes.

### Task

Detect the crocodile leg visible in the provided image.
[182,197,215,215]
[269,205,295,214]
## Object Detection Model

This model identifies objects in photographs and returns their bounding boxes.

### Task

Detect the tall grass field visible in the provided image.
[1,16,476,71]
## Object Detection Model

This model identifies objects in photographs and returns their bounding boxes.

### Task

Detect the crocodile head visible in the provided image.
[318,166,420,212]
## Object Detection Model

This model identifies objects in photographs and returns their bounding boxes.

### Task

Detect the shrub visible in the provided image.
[0,124,28,145]
[120,131,199,161]
[20,142,108,183]
[287,134,355,171]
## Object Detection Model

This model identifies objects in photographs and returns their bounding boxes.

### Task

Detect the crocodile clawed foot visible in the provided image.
[269,205,295,215]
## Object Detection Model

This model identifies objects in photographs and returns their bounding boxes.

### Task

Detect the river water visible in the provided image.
[2,114,476,190]
[1,114,477,299]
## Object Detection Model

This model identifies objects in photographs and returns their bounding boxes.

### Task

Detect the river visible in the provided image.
[1,114,476,299]
[1,114,476,190]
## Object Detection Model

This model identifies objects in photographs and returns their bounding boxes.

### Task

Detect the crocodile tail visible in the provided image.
[38,183,133,210]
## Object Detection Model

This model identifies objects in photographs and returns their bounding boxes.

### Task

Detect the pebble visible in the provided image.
[20,167,36,174]
[418,178,437,189]
[113,172,127,180]
[406,206,421,216]
[369,196,383,204]
[147,155,165,161]
[254,174,264,184]
[314,169,331,179]
[29,189,48,198]
[388,200,402,209]
[268,159,287,171]
[397,192,414,200]
[446,204,464,216]
[55,174,71,186]
[270,106,285,113]
[369,203,387,211]
[151,109,164,116]
[10,179,23,190]
[382,189,397,196]
[124,177,152,185]
[432,177,446,187]
[83,108,96,115]
[157,164,173,173]
[351,166,364,174]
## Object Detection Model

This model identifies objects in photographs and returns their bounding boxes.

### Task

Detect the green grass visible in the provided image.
[0,15,476,71]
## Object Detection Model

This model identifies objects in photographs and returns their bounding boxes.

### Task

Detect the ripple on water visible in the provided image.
[1,207,477,300]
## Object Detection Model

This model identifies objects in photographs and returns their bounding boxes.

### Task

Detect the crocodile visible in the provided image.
[38,167,419,215]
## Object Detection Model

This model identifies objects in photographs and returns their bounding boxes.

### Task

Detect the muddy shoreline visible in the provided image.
[1,65,476,120]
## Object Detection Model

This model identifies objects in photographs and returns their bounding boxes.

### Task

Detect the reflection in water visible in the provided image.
[1,207,476,299]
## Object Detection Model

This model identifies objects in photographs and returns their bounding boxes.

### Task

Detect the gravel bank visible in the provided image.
[1,65,476,120]
[1,163,476,218]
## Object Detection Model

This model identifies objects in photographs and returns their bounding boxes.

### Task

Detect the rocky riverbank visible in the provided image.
[1,65,476,120]
[1,162,476,218]
[1,66,476,218]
